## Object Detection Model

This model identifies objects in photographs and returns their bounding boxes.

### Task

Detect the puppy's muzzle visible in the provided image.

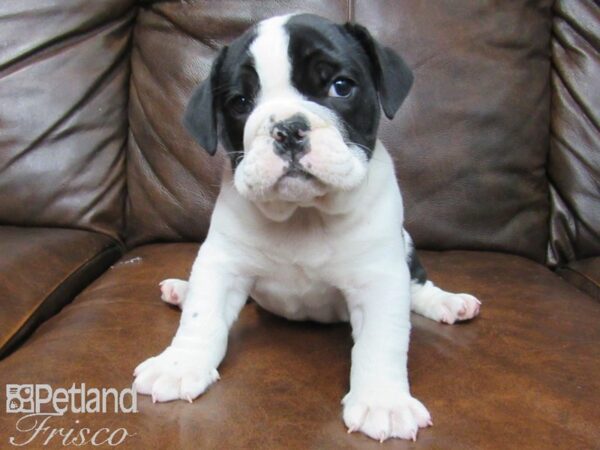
[271,114,310,163]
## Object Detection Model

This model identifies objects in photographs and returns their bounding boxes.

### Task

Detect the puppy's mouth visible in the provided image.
[271,162,327,203]
[280,164,314,181]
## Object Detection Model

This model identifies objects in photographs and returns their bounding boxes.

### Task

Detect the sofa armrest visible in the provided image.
[0,226,122,358]
[557,257,600,301]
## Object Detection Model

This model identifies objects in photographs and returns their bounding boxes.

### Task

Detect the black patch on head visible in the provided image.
[184,14,413,166]
[285,14,413,159]
[343,23,413,121]
[184,26,259,168]
[183,50,227,156]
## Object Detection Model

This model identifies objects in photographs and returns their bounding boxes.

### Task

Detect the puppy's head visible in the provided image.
[185,14,412,205]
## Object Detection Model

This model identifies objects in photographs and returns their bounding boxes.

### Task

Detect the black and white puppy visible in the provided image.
[133,14,481,442]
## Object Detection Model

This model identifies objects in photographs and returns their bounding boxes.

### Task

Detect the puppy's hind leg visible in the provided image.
[404,230,481,325]
[411,279,481,325]
[159,279,189,308]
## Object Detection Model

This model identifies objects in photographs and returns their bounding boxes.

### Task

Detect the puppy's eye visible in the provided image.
[229,95,253,115]
[328,78,355,98]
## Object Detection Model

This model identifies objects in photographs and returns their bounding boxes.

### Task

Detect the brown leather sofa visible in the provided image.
[1,1,599,448]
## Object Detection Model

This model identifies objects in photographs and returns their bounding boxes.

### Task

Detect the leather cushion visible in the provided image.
[0,244,598,448]
[355,0,553,262]
[548,0,600,264]
[557,257,600,300]
[0,227,121,358]
[0,0,136,240]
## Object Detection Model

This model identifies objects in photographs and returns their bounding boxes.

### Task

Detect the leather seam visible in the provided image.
[558,265,600,290]
[0,244,122,358]
[557,265,600,301]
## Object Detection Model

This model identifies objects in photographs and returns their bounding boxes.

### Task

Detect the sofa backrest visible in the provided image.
[356,1,553,262]
[548,0,600,265]
[0,0,135,242]
[1,1,598,266]
[125,0,554,263]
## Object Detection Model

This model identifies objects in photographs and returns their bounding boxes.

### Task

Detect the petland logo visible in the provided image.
[5,384,137,447]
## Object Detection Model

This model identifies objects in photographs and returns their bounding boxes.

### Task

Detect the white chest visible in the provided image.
[251,264,348,323]
[244,212,349,323]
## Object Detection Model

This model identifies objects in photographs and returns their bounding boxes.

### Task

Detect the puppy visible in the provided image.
[133,13,481,442]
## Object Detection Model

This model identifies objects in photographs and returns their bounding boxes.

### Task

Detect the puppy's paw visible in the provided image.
[133,347,219,403]
[159,279,189,308]
[343,389,431,442]
[411,281,482,324]
[436,293,481,324]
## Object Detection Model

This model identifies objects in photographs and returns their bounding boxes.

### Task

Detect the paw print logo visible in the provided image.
[6,384,34,413]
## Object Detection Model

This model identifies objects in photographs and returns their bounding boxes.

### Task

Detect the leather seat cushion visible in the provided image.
[0,226,121,358]
[558,257,600,301]
[0,244,598,448]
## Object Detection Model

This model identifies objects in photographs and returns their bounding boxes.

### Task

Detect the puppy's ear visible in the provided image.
[183,47,228,155]
[344,23,413,120]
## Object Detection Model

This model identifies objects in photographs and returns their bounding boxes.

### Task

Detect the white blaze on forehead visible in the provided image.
[250,15,299,101]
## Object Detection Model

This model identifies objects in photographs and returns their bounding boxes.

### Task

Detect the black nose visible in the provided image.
[273,127,306,146]
[271,114,310,161]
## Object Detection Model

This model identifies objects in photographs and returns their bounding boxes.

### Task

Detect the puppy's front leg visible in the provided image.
[342,264,431,442]
[133,241,252,403]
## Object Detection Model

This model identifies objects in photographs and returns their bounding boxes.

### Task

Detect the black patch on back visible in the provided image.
[408,248,428,285]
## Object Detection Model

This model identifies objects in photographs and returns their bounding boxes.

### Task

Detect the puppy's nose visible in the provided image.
[273,127,306,147]
[271,114,310,161]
